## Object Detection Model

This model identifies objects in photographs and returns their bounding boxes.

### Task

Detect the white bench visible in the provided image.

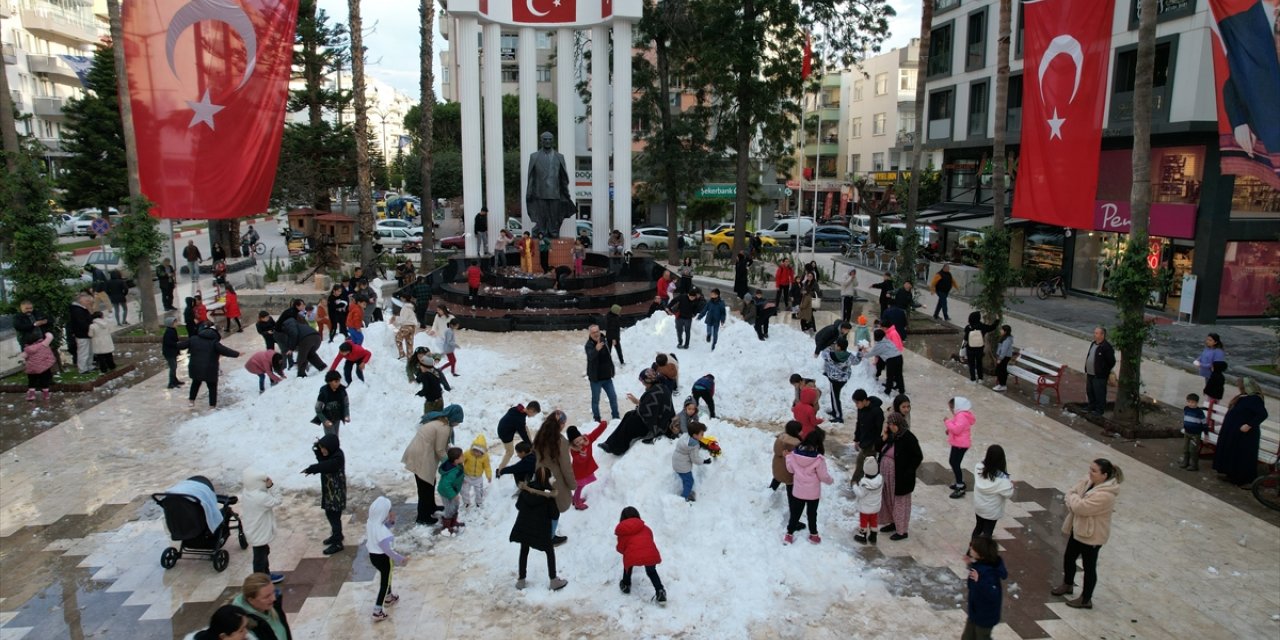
[1201,399,1280,469]
[1007,349,1067,405]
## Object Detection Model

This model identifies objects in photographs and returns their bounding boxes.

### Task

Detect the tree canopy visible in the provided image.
[59,46,128,214]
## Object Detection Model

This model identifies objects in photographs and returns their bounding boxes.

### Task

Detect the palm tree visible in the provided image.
[991,0,1010,234]
[902,0,934,285]
[418,0,437,268]
[348,0,375,267]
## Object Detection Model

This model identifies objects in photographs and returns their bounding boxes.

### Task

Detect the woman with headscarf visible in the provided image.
[1212,377,1269,487]
[878,394,922,541]
[532,410,575,546]
[599,369,676,456]
[401,404,463,525]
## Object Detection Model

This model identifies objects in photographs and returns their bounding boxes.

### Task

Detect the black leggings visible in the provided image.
[967,347,986,381]
[995,357,1011,386]
[972,515,997,538]
[692,387,715,418]
[828,378,846,420]
[414,475,440,521]
[189,379,218,406]
[786,495,820,535]
[623,565,664,591]
[370,552,392,605]
[949,446,968,487]
[610,338,624,365]
[518,543,557,580]
[252,544,271,574]
[1062,536,1102,601]
[224,316,242,333]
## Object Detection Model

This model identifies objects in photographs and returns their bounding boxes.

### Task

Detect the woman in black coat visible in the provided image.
[509,467,567,590]
[1213,377,1270,487]
[599,369,675,456]
[878,396,923,541]
[733,251,751,300]
[178,324,240,407]
[105,270,130,325]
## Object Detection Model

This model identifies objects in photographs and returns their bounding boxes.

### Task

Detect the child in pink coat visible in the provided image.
[783,429,834,545]
[945,396,975,499]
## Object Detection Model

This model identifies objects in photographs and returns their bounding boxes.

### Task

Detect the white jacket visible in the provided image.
[394,301,418,328]
[239,467,282,546]
[851,473,883,515]
[972,462,1014,520]
[89,317,114,354]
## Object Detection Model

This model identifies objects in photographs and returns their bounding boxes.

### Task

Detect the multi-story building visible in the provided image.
[2,0,107,173]
[286,70,416,168]
[914,0,1279,322]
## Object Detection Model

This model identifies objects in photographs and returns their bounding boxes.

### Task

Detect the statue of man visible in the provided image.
[526,131,575,238]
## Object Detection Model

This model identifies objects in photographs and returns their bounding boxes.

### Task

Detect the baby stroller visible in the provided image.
[152,475,247,572]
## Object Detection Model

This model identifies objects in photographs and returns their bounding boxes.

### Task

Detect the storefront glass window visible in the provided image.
[1229,176,1280,217]
[1023,225,1064,275]
[1071,232,1171,305]
[1218,241,1280,317]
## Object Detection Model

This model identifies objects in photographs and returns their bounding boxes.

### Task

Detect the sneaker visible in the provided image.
[322,542,344,555]
[993,385,1007,391]
[515,579,527,590]
[1065,597,1092,609]
[323,535,341,545]
[383,593,399,606]
[619,580,631,594]
[371,610,388,622]
[783,533,794,545]
[269,572,285,584]
[950,488,967,499]
[808,534,821,544]
[549,578,569,591]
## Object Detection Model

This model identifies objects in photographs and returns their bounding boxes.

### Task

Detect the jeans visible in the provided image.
[252,544,271,575]
[1085,374,1107,414]
[1062,536,1102,601]
[966,347,986,381]
[295,334,326,376]
[165,354,181,387]
[160,281,175,310]
[883,356,905,394]
[348,328,364,345]
[590,379,620,421]
[933,292,950,320]
[995,356,1011,386]
[677,471,694,499]
[705,322,720,349]
[675,318,692,347]
[949,446,968,487]
[112,301,128,324]
[475,231,488,255]
[842,296,855,323]
[827,378,847,421]
[495,248,508,267]
[692,387,715,418]
[342,360,366,384]
[187,260,200,282]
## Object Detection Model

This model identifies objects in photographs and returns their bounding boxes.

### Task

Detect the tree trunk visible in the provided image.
[107,0,160,331]
[1114,0,1157,420]
[418,0,437,269]
[991,0,1010,235]
[656,35,681,265]
[730,0,756,255]
[902,0,934,285]
[348,0,375,268]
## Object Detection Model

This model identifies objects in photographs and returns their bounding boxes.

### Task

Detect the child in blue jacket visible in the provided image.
[963,536,1007,637]
[696,288,728,350]
[691,374,716,419]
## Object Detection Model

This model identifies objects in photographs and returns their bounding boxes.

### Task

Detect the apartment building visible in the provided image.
[916,0,1279,321]
[285,70,416,166]
[2,0,106,172]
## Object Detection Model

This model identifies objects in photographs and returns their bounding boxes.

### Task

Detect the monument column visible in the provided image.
[458,16,483,257]
[555,28,576,213]
[611,20,633,250]
[518,26,537,231]
[590,25,609,244]
[482,21,505,257]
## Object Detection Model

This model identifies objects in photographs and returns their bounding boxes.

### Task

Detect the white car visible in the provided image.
[376,219,424,236]
[72,208,119,237]
[756,218,816,241]
[373,228,420,253]
[49,213,75,236]
[631,227,696,250]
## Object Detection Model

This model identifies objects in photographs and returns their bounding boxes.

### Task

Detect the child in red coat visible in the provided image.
[465,261,483,304]
[615,506,666,604]
[792,386,824,440]
[567,421,608,510]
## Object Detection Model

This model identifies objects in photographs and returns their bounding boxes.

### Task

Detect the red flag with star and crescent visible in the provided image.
[122,0,300,219]
[1012,0,1115,229]
[512,0,577,24]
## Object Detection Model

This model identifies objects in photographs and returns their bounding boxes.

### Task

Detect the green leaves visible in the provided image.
[59,47,128,214]
[0,150,76,343]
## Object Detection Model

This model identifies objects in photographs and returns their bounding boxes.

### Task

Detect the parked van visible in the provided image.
[757,217,816,241]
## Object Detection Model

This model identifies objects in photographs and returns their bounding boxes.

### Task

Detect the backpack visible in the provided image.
[966,328,985,349]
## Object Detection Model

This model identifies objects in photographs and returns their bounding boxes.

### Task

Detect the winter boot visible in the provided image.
[42,389,50,401]
[853,528,868,545]
[869,530,878,545]
[619,579,631,594]
[654,588,667,605]
[25,389,35,401]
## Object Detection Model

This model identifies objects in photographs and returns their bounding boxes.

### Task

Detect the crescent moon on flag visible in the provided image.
[1037,35,1084,104]
[525,0,550,17]
[165,0,258,90]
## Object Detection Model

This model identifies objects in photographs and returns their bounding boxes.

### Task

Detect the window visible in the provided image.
[1110,39,1175,126]
[1006,74,1023,132]
[853,80,864,101]
[966,10,986,71]
[899,69,915,92]
[967,81,988,137]
[1114,42,1172,92]
[928,87,955,140]
[441,67,450,84]
[935,0,960,11]
[501,68,518,82]
[500,33,519,50]
[875,73,889,95]
[537,66,552,82]
[899,111,915,132]
[851,117,862,138]
[537,32,553,49]
[928,23,953,77]
[873,112,887,135]
[850,154,861,174]
[872,152,885,170]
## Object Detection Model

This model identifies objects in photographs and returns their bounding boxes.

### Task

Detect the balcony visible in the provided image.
[19,3,99,44]
[0,0,11,18]
[10,89,24,111]
[33,96,65,118]
[804,141,840,157]
[2,42,15,64]
[38,137,69,155]
[821,74,842,88]
[896,130,916,147]
[27,53,80,82]
[818,105,840,122]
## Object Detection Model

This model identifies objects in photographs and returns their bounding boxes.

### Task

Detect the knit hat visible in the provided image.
[566,426,582,441]
[863,457,879,477]
[611,304,622,314]
[857,315,867,326]
[164,316,176,327]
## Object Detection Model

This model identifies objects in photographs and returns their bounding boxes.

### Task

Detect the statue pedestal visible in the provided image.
[549,238,576,269]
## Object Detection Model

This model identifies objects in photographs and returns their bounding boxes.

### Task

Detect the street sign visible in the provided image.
[783,188,793,196]
[90,218,110,236]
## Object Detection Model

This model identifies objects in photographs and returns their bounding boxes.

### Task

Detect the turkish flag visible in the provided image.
[122,0,300,220]
[512,0,576,24]
[1012,0,1115,229]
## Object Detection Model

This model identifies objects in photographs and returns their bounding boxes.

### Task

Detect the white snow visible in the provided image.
[174,313,893,636]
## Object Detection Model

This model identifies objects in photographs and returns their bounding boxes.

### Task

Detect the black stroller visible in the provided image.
[151,475,247,572]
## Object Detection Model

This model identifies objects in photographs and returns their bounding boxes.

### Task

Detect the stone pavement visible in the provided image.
[1,321,1278,639]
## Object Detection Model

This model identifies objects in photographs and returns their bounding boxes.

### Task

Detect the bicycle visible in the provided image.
[1035,274,1067,300]
[242,241,266,256]
[1252,470,1280,511]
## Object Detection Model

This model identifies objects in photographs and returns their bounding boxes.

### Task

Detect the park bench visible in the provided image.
[1007,349,1067,405]
[1200,399,1280,470]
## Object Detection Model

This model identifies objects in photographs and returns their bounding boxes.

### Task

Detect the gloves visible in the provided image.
[704,458,712,465]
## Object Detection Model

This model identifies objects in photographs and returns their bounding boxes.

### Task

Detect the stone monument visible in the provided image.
[526,131,575,238]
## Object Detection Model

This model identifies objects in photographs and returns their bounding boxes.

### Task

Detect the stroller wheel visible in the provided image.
[238,529,248,550]
[160,547,179,569]
[212,549,229,572]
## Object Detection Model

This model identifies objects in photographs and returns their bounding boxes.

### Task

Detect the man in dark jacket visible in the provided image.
[410,276,433,326]
[870,272,894,315]
[813,320,852,357]
[893,281,915,317]
[156,258,177,311]
[279,315,326,377]
[605,304,624,365]
[1084,326,1116,415]
[851,389,885,483]
[67,293,95,374]
[302,433,347,555]
[586,324,620,422]
[931,263,955,321]
[497,401,541,470]
[178,323,240,407]
[161,316,185,388]
[673,289,701,349]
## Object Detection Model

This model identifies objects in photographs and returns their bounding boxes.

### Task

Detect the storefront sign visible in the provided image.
[1092,201,1197,239]
[870,171,904,186]
[1147,237,1163,270]
[696,184,736,199]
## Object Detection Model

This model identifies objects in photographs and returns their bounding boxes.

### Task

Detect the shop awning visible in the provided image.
[940,211,1031,231]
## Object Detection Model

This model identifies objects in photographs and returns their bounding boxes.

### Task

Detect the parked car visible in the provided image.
[697,222,735,242]
[801,225,858,251]
[376,219,424,236]
[72,209,119,237]
[631,227,696,251]
[49,213,75,236]
[504,217,593,238]
[373,227,420,253]
[703,228,778,257]
[83,247,136,286]
[755,217,816,241]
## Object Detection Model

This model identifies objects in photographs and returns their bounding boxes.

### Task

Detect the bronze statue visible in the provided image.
[526,131,575,238]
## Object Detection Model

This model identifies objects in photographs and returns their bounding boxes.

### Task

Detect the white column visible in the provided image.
[518,26,537,231]
[482,21,504,257]
[590,25,609,244]
[555,28,576,214]
[610,20,633,250]
[458,17,483,257]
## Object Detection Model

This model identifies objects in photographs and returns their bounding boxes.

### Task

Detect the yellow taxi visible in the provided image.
[704,228,777,257]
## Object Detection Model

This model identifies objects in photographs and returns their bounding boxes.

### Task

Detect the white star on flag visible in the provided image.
[1047,108,1066,140]
[553,0,561,5]
[186,89,225,130]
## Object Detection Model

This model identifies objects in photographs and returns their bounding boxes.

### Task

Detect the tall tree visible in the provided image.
[974,0,1014,332]
[59,47,129,214]
[418,0,438,268]
[1112,0,1158,421]
[285,0,350,211]
[902,0,934,286]
[347,0,375,266]
[0,147,77,343]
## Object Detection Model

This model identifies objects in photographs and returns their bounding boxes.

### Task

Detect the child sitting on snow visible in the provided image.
[672,421,713,502]
[568,422,608,510]
[851,457,883,545]
[460,436,492,508]
[615,506,666,604]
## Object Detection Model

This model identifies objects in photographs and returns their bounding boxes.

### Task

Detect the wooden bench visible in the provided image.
[1199,399,1280,470]
[1007,349,1067,405]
